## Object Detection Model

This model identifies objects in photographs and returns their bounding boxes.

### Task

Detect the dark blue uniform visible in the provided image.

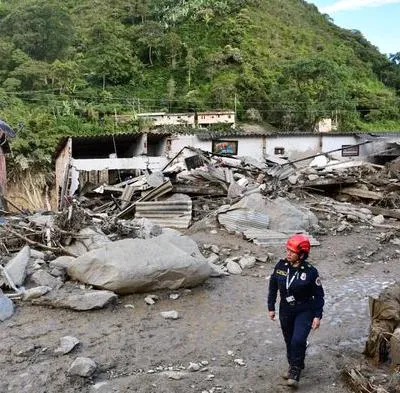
[268,259,324,371]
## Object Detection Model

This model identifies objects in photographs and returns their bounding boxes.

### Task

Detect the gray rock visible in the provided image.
[144,295,158,305]
[210,245,220,254]
[209,263,228,277]
[55,336,80,355]
[161,371,185,380]
[30,270,62,289]
[0,290,14,321]
[50,267,66,279]
[288,175,299,185]
[238,256,256,269]
[161,310,179,320]
[371,214,385,225]
[220,248,232,256]
[22,286,52,301]
[30,249,46,260]
[224,256,240,264]
[226,261,242,275]
[188,362,201,372]
[67,233,212,294]
[266,197,318,232]
[32,289,117,311]
[207,253,220,265]
[68,357,97,377]
[49,256,76,270]
[90,382,111,392]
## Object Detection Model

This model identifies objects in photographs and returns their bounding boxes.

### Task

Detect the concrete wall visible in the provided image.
[321,135,358,160]
[168,135,211,158]
[197,112,235,126]
[169,133,391,163]
[138,113,195,127]
[71,156,169,172]
[265,135,321,161]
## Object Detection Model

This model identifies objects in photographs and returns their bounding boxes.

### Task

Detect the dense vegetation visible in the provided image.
[0,0,399,174]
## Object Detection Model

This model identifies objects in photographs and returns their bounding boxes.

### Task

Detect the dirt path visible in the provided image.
[1,227,399,393]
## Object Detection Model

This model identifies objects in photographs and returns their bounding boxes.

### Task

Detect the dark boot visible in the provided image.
[287,366,301,388]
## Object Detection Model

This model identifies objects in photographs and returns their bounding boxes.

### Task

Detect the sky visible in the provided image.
[307,0,400,55]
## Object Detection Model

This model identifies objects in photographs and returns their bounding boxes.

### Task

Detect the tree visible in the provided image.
[136,21,165,65]
[163,32,182,69]
[49,60,84,93]
[0,1,74,61]
[269,56,353,131]
[83,22,143,88]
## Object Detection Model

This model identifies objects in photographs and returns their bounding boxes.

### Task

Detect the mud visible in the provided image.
[1,225,399,393]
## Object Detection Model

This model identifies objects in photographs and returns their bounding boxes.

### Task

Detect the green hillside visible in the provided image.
[0,0,399,173]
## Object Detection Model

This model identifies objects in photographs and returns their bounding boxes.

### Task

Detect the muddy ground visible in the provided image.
[1,219,399,393]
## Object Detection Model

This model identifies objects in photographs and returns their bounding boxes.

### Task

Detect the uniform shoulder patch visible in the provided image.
[315,277,322,286]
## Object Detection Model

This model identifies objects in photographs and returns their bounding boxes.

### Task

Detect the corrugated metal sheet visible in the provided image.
[217,210,270,233]
[244,229,320,246]
[264,164,296,180]
[218,209,319,246]
[135,200,192,229]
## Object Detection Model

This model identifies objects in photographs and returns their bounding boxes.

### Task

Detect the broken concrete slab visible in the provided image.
[30,270,63,289]
[49,256,77,270]
[22,286,52,301]
[340,187,384,200]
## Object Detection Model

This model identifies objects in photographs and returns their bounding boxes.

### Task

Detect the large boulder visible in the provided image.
[265,197,318,232]
[67,232,212,294]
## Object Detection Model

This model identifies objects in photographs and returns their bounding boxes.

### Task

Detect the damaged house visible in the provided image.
[54,128,400,209]
[54,132,170,209]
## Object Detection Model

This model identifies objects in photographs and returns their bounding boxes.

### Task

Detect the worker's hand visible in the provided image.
[268,311,276,321]
[311,317,320,330]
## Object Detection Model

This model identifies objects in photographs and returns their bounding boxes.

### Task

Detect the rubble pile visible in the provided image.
[343,282,400,393]
[1,147,399,324]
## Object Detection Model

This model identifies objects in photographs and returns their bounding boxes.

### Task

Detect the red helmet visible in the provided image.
[286,234,311,255]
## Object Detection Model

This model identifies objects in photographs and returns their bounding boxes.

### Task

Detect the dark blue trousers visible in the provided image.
[279,305,313,369]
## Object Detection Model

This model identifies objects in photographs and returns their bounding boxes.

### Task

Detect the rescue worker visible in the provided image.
[267,234,324,388]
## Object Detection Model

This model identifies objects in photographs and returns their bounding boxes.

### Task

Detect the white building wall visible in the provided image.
[197,112,235,126]
[266,136,320,161]
[169,133,397,164]
[168,135,211,158]
[231,138,264,161]
[322,135,358,160]
[71,157,169,172]
[138,113,195,127]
